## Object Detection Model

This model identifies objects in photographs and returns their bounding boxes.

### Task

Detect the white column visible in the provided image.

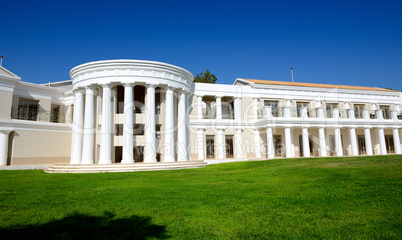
[164,86,175,162]
[234,97,241,121]
[349,127,358,156]
[335,127,343,156]
[300,107,308,119]
[197,95,203,120]
[393,128,401,154]
[70,89,85,164]
[177,89,188,161]
[266,127,274,158]
[376,109,384,120]
[364,127,373,155]
[264,106,272,118]
[285,127,292,158]
[378,127,387,155]
[254,128,262,158]
[302,127,310,157]
[217,128,225,159]
[318,127,327,157]
[186,93,191,161]
[144,84,157,163]
[253,97,259,120]
[99,84,114,164]
[122,83,134,163]
[197,128,205,160]
[81,86,96,164]
[235,128,243,159]
[332,108,339,119]
[216,96,222,120]
[0,130,12,166]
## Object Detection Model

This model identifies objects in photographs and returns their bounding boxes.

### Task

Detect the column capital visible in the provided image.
[216,95,223,99]
[0,129,13,135]
[196,94,204,98]
[101,83,115,88]
[84,85,98,91]
[145,83,157,89]
[233,96,242,99]
[122,83,135,88]
[73,88,85,94]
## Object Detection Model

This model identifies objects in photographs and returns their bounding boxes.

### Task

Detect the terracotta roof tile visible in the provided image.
[243,79,396,92]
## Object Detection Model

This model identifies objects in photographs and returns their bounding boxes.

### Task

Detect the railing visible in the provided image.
[355,109,364,119]
[383,110,391,120]
[308,109,317,118]
[11,108,72,123]
[256,107,401,121]
[203,108,216,119]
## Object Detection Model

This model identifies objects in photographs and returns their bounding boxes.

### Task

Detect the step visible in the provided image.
[44,161,209,173]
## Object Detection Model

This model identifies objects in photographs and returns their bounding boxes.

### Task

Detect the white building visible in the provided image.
[0,60,401,171]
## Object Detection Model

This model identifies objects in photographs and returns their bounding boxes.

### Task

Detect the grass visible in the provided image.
[0,155,401,239]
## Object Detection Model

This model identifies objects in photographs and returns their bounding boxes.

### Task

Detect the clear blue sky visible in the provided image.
[1,0,401,90]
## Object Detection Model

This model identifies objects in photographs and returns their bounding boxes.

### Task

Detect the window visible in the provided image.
[296,102,309,117]
[50,104,60,123]
[326,103,338,118]
[17,98,39,121]
[354,104,364,119]
[264,100,279,117]
[380,105,391,119]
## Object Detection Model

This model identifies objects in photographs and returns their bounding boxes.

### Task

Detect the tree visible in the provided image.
[194,70,217,83]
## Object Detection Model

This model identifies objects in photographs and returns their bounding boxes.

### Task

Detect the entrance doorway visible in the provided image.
[273,135,283,157]
[225,135,234,158]
[385,135,395,153]
[206,135,215,159]
[329,135,335,156]
[358,135,366,155]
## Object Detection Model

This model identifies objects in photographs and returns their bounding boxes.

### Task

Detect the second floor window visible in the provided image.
[264,100,279,117]
[297,102,309,117]
[380,105,391,119]
[17,98,39,121]
[354,104,364,119]
[326,103,338,118]
[50,105,60,123]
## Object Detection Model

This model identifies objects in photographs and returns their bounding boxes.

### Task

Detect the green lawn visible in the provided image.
[0,155,401,239]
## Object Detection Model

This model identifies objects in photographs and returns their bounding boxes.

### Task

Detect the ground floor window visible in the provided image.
[206,135,215,159]
[385,135,395,153]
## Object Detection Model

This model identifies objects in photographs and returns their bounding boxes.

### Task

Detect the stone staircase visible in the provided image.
[44,161,209,173]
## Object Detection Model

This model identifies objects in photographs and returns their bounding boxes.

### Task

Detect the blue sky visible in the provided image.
[1,0,401,90]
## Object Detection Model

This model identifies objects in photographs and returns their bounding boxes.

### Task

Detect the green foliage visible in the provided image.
[0,155,401,239]
[194,70,217,83]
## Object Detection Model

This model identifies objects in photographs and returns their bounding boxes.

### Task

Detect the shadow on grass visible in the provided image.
[0,212,167,239]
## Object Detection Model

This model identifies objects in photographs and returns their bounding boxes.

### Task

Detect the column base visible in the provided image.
[164,155,176,162]
[99,160,113,164]
[121,159,135,164]
[144,158,157,163]
[81,160,94,164]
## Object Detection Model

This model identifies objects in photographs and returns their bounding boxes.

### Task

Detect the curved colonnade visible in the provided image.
[69,60,193,164]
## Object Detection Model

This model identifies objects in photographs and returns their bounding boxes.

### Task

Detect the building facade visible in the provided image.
[0,60,401,167]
